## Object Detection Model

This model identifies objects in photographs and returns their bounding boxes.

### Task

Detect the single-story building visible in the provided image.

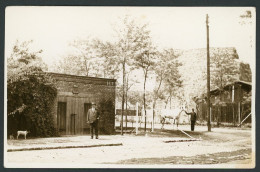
[49,73,116,135]
[196,80,252,124]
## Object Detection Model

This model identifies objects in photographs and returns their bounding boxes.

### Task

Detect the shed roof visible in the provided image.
[210,80,252,96]
[197,80,252,99]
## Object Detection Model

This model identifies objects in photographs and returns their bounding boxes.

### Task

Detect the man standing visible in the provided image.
[87,102,99,139]
[185,108,197,131]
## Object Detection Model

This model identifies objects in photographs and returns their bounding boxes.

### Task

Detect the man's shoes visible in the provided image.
[91,136,93,139]
[96,136,99,139]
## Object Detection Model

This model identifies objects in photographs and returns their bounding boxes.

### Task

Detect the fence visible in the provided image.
[198,102,251,125]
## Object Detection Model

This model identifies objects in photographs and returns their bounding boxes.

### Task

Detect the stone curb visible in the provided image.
[7,143,123,152]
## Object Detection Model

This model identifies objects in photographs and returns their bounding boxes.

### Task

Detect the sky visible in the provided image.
[5,6,255,69]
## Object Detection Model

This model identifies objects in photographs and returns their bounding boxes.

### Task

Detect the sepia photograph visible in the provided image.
[4,6,255,168]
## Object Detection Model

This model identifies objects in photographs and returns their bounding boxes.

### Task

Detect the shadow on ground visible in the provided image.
[107,148,252,165]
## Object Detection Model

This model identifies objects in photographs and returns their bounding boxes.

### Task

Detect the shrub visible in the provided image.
[7,40,58,137]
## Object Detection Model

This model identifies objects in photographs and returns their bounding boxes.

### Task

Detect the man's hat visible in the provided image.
[91,102,96,105]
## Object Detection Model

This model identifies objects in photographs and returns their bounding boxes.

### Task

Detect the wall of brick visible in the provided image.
[49,73,116,135]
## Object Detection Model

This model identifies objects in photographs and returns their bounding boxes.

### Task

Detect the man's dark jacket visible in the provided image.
[87,109,99,123]
[186,112,197,121]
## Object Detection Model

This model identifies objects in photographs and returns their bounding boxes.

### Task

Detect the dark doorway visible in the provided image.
[71,114,77,135]
[57,102,67,134]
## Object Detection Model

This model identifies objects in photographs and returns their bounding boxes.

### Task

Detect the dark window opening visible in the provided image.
[57,102,67,133]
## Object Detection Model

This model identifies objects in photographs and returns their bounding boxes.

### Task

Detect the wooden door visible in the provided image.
[70,114,76,135]
[57,102,67,135]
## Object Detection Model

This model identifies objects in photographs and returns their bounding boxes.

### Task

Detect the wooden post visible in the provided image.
[232,85,235,126]
[114,101,116,130]
[125,100,128,133]
[238,102,241,127]
[233,105,235,126]
[142,105,144,129]
[136,102,139,135]
[152,106,155,132]
[224,110,226,123]
[238,84,241,127]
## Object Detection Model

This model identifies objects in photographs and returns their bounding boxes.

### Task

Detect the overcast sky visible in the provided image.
[5,7,255,68]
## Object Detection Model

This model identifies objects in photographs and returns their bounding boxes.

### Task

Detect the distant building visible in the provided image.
[49,73,116,135]
[172,47,251,111]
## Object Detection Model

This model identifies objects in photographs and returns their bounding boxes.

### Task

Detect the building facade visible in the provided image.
[50,73,116,135]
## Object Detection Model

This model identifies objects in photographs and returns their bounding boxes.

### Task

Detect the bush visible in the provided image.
[97,99,115,134]
[8,73,58,137]
[7,40,58,138]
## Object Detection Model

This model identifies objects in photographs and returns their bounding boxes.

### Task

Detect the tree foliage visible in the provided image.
[94,15,153,132]
[7,40,58,137]
[210,49,239,90]
[54,39,104,77]
[160,49,182,107]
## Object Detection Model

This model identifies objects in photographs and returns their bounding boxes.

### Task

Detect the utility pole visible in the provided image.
[206,14,211,132]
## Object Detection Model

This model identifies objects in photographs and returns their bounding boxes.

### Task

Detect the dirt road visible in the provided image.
[5,125,254,168]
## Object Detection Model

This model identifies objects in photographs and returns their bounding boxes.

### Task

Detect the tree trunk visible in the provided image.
[125,81,128,133]
[152,101,156,132]
[238,101,241,127]
[233,103,235,126]
[144,70,147,132]
[165,95,170,109]
[152,75,163,133]
[121,62,125,135]
[217,105,220,127]
[170,92,172,109]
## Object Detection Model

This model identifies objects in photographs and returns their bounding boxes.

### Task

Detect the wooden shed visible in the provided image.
[196,80,252,125]
[49,73,116,135]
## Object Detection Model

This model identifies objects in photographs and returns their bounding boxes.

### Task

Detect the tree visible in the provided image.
[7,40,58,137]
[151,49,182,131]
[127,91,142,106]
[134,40,157,132]
[162,49,182,109]
[211,49,239,91]
[124,70,139,131]
[239,61,252,82]
[93,39,120,78]
[95,15,152,135]
[8,40,46,82]
[54,38,104,77]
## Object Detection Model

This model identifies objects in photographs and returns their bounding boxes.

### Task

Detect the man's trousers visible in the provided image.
[191,120,196,131]
[90,121,98,138]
